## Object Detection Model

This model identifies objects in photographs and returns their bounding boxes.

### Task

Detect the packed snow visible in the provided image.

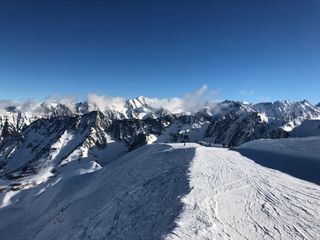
[0,139,319,240]
[166,145,320,240]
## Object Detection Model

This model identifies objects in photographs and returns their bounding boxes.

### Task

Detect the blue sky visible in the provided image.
[0,0,319,103]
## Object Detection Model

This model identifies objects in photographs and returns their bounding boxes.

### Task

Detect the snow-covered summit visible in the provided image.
[0,97,319,127]
[253,100,320,131]
[0,97,319,192]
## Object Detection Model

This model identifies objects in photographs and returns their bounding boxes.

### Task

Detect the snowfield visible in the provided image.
[166,145,320,240]
[238,136,320,185]
[290,120,320,138]
[239,136,320,160]
[0,140,320,239]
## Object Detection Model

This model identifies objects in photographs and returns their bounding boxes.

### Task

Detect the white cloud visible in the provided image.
[86,93,126,112]
[147,97,184,113]
[0,100,15,114]
[44,95,77,111]
[0,85,220,115]
[147,84,220,113]
[0,99,43,114]
[0,95,79,115]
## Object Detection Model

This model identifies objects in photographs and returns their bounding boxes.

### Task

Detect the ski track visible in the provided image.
[0,143,319,240]
[165,145,320,240]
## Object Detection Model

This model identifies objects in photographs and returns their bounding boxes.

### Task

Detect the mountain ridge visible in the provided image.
[0,97,320,190]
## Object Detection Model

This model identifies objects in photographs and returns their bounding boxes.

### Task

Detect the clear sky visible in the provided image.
[0,0,319,103]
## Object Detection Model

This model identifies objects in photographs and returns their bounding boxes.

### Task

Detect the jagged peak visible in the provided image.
[136,95,147,102]
[1,98,320,125]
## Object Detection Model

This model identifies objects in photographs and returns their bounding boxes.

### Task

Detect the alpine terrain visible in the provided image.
[0,98,319,240]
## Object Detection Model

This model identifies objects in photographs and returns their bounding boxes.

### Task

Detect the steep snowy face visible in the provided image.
[0,144,196,240]
[290,120,320,137]
[0,96,175,134]
[0,111,126,188]
[1,98,320,191]
[153,100,293,147]
[254,100,320,130]
[0,142,319,240]
[1,98,319,135]
[0,102,76,141]
[126,96,157,119]
[205,112,287,146]
[207,100,254,116]
[0,109,180,189]
[204,107,288,146]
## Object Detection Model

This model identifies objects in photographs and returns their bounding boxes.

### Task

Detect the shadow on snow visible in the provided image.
[237,148,320,185]
[0,144,195,240]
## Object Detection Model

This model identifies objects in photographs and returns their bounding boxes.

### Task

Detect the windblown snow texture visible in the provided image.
[0,141,319,240]
[0,98,320,240]
[0,144,195,240]
[1,98,319,190]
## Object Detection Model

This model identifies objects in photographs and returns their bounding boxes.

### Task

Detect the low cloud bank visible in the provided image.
[147,84,220,113]
[0,85,220,114]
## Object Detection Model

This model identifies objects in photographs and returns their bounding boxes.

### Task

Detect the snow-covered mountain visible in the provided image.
[2,98,319,134]
[0,138,319,240]
[253,100,320,131]
[290,120,320,138]
[1,98,320,189]
[1,96,320,239]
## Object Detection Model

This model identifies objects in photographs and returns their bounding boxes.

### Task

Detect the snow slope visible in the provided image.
[239,136,320,160]
[237,136,320,185]
[290,120,320,137]
[0,141,319,240]
[166,145,320,240]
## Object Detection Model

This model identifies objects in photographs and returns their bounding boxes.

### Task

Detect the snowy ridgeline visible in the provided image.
[0,137,319,240]
[1,98,320,194]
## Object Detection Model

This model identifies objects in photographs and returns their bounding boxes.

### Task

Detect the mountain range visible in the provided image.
[1,97,320,239]
[0,97,320,189]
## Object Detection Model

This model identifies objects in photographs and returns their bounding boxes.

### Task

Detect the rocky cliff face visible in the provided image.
[0,97,319,189]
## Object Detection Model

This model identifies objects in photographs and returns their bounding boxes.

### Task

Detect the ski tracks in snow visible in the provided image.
[165,145,320,240]
[0,143,319,240]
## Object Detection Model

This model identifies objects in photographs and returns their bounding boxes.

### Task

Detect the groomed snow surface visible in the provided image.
[0,139,320,240]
